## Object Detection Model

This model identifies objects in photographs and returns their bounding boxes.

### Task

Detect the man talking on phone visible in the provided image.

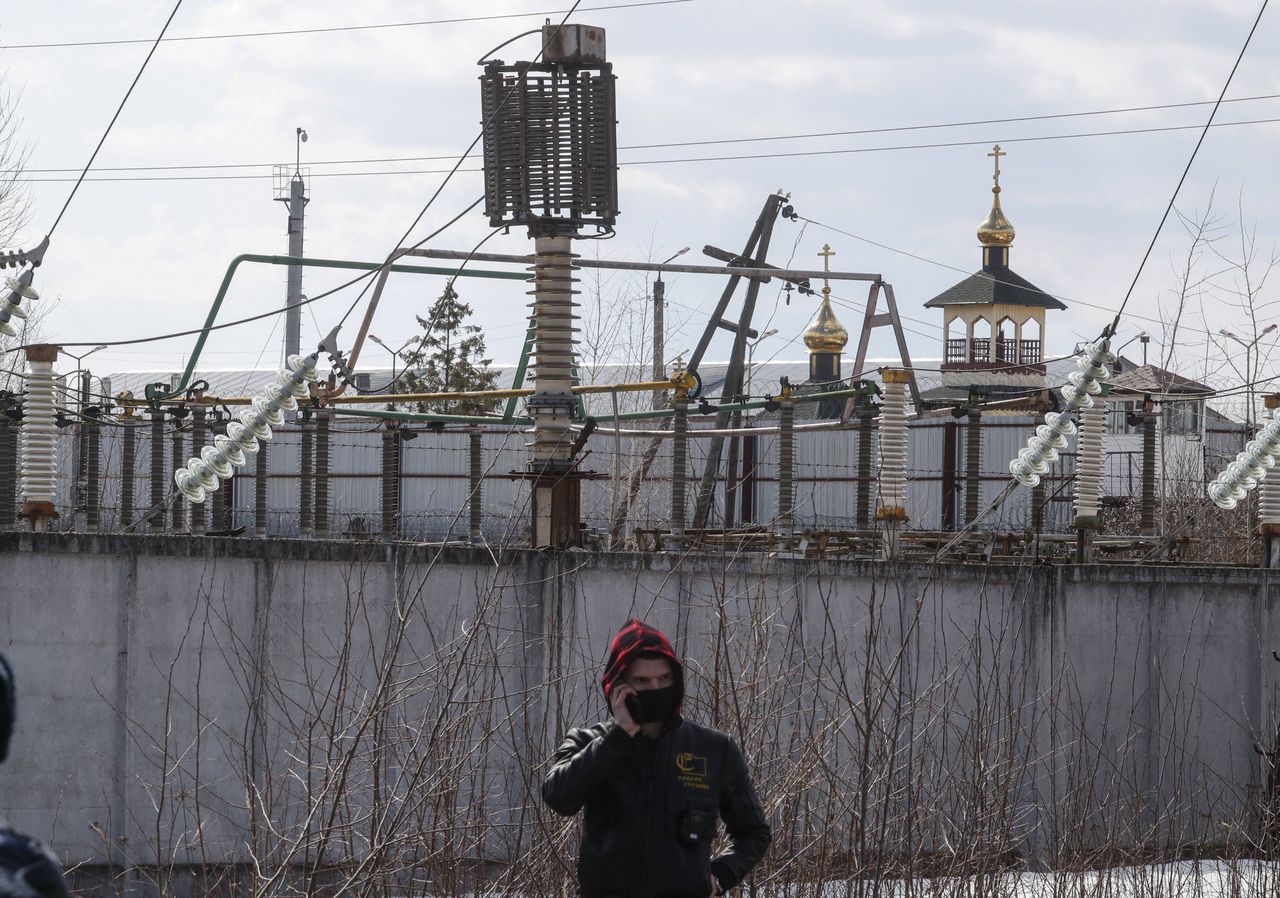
[542,620,771,898]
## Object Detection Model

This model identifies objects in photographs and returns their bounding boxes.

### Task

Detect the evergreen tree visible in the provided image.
[398,281,499,414]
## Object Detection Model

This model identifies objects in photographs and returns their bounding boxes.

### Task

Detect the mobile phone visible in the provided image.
[625,693,642,723]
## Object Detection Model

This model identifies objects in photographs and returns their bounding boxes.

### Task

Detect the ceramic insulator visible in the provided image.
[1011,342,1112,488]
[175,353,319,504]
[19,358,57,505]
[1073,394,1107,522]
[1259,466,1280,529]
[1208,408,1280,510]
[526,235,579,465]
[876,372,909,520]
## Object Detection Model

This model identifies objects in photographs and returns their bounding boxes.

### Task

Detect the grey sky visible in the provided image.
[2,0,1278,397]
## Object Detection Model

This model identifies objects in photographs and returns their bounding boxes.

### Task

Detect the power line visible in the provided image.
[797,215,1270,345]
[48,0,185,236]
[46,4,592,351]
[1105,0,1270,335]
[22,116,1280,184]
[0,0,692,50]
[23,92,1280,175]
[330,0,586,335]
[37,196,485,349]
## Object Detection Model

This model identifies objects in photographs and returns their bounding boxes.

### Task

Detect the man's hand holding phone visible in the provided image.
[610,683,640,737]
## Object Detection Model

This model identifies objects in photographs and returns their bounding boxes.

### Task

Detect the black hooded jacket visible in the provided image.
[542,621,771,898]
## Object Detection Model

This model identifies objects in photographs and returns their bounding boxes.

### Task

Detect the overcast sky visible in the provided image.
[2,0,1279,396]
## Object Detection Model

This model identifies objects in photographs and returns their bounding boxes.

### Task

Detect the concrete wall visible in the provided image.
[0,534,1276,891]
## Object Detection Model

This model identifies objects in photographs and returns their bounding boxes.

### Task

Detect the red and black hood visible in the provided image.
[601,619,684,707]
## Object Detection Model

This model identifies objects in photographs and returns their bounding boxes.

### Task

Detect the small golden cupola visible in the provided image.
[804,243,849,383]
[977,144,1015,270]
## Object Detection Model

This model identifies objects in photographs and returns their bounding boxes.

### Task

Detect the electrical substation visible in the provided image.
[5,11,1280,894]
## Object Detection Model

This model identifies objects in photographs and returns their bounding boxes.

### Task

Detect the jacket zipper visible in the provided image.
[636,737,662,898]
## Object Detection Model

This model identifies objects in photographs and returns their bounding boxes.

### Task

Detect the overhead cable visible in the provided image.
[22,116,1280,183]
[0,0,691,50]
[23,92,1280,174]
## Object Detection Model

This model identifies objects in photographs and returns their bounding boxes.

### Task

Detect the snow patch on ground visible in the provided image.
[806,860,1280,897]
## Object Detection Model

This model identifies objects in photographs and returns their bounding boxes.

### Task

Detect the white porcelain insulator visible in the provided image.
[19,359,58,505]
[876,377,909,517]
[1073,395,1107,521]
[1260,466,1280,528]
[173,359,309,503]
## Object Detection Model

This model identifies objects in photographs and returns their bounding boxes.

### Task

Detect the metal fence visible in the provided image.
[0,405,1237,545]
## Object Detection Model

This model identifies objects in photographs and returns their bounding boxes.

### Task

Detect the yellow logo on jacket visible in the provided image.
[676,753,709,791]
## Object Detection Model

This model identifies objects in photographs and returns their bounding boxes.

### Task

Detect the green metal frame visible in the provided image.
[144,254,527,401]
[499,322,586,422]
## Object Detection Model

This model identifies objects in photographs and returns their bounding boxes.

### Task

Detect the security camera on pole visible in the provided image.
[478,23,618,547]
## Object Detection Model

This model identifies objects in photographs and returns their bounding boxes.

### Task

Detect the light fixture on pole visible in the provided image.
[746,328,779,398]
[368,334,414,394]
[653,246,689,387]
[1220,324,1277,428]
[60,344,108,372]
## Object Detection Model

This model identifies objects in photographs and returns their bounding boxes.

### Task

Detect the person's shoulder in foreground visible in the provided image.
[0,654,69,898]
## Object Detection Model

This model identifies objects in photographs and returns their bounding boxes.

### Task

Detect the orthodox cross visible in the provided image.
[818,243,834,297]
[988,144,1006,191]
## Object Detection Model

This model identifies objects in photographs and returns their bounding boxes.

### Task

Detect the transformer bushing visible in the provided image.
[478,26,617,233]
[18,344,60,530]
[876,369,910,524]
[1072,385,1109,530]
[480,25,617,548]
[527,235,579,469]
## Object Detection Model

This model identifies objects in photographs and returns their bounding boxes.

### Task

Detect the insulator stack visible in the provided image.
[526,235,579,468]
[1259,466,1280,530]
[18,346,59,529]
[0,270,37,338]
[1072,386,1108,527]
[876,369,910,522]
[1208,407,1280,510]
[1010,341,1112,488]
[175,353,319,503]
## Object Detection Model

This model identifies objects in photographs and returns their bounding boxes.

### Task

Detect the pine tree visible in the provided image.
[398,281,499,414]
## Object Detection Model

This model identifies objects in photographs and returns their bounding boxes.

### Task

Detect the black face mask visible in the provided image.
[625,684,680,725]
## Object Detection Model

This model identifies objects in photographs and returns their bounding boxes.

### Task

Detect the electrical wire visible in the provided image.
[48,0,185,237]
[25,116,1280,184]
[30,196,483,350]
[334,0,585,332]
[361,225,507,396]
[42,6,588,352]
[26,92,1280,175]
[1105,0,1270,336]
[0,0,692,50]
[797,214,1271,345]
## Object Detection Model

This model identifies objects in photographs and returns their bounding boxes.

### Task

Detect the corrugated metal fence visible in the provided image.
[18,411,1245,541]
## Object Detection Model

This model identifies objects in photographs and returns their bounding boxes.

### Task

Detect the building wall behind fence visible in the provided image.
[0,534,1275,889]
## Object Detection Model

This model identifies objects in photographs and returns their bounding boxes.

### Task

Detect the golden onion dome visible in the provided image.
[977,144,1015,246]
[977,190,1015,247]
[803,296,848,353]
